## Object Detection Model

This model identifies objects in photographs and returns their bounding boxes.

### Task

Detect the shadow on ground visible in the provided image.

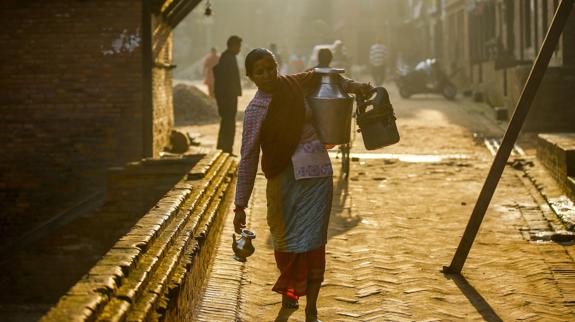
[273,307,297,322]
[328,169,362,240]
[443,272,504,322]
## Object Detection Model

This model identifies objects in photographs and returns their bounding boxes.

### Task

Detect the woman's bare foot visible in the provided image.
[281,294,299,309]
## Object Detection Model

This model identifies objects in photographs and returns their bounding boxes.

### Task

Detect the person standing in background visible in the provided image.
[369,39,388,85]
[307,48,333,71]
[315,48,332,69]
[203,47,220,98]
[213,35,242,154]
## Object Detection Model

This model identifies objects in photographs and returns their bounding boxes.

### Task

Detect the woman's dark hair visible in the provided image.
[245,48,276,76]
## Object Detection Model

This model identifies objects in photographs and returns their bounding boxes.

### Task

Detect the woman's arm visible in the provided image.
[234,104,264,210]
[234,102,266,233]
[339,76,374,98]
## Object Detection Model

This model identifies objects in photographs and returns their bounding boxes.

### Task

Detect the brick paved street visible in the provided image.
[195,86,575,321]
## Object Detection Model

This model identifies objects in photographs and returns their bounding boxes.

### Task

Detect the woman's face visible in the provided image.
[249,56,278,93]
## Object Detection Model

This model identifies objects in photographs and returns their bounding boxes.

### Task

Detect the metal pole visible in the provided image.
[444,0,574,275]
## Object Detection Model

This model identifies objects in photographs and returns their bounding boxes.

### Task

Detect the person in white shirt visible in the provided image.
[369,40,388,85]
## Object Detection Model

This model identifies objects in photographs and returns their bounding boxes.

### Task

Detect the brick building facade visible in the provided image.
[399,0,575,132]
[0,0,198,247]
[331,0,405,67]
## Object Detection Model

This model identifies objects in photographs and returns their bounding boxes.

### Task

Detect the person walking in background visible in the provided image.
[306,48,333,72]
[234,48,373,322]
[331,40,351,76]
[213,35,242,154]
[202,47,219,98]
[369,39,388,85]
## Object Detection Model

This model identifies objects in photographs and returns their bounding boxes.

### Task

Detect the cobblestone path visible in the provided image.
[198,90,575,321]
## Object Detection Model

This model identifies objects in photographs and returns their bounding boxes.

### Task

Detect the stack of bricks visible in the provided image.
[0,153,204,321]
[40,151,237,322]
[537,133,575,202]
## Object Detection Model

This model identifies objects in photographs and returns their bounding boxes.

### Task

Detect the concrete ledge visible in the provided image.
[40,151,237,322]
[537,133,575,201]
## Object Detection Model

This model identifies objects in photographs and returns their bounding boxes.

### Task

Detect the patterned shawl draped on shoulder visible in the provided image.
[260,71,320,179]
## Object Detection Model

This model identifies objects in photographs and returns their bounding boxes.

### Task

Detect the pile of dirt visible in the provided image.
[173,83,219,125]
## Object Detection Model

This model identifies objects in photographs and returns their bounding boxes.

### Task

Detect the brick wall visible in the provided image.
[508,66,575,132]
[563,6,575,66]
[0,1,147,245]
[152,30,175,157]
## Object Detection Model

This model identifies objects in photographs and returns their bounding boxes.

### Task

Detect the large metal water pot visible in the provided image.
[307,68,354,145]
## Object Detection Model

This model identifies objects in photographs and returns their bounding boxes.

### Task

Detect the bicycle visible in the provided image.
[339,141,351,179]
[336,100,358,180]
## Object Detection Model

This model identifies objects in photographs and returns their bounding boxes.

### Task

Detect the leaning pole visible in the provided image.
[444,0,575,275]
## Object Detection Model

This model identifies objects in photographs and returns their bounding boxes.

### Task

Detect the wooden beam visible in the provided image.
[162,0,185,17]
[166,0,202,28]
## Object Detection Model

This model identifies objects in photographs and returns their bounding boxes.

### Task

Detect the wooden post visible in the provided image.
[142,0,154,158]
[444,0,574,275]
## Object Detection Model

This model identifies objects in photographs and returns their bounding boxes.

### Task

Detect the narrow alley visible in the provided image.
[2,1,575,321]
[193,85,575,321]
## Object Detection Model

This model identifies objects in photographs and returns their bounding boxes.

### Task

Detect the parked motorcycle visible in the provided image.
[395,58,457,100]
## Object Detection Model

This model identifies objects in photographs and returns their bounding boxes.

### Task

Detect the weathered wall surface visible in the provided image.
[537,133,575,202]
[152,30,175,157]
[508,66,575,132]
[0,1,144,245]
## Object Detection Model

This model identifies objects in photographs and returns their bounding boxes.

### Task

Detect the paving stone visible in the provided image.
[193,89,575,321]
[334,297,359,304]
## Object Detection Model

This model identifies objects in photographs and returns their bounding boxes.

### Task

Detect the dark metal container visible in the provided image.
[232,229,256,262]
[356,87,400,150]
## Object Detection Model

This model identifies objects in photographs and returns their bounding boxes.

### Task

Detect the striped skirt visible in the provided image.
[266,164,332,297]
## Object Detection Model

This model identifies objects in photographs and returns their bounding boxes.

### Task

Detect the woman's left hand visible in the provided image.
[233,209,246,234]
[354,82,375,98]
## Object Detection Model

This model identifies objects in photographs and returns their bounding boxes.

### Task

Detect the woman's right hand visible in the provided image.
[233,208,247,234]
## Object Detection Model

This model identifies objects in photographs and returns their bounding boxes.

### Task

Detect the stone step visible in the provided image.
[40,151,237,322]
[537,133,575,200]
[126,157,235,321]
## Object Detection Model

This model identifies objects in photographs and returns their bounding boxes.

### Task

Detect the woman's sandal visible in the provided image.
[281,294,299,309]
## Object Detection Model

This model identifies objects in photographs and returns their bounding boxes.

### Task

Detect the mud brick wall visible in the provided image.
[0,1,147,245]
[562,6,575,67]
[537,133,575,201]
[508,66,575,133]
[152,32,175,157]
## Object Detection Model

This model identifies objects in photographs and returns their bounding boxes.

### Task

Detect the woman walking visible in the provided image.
[234,48,372,322]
